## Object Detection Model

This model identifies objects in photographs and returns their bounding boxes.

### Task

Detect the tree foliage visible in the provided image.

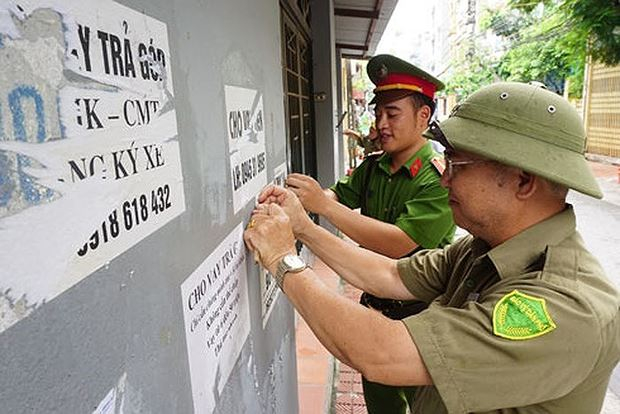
[445,0,619,100]
[444,47,501,98]
[495,4,587,96]
[510,0,620,65]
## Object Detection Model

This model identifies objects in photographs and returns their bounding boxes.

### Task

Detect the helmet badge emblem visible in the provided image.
[378,64,388,79]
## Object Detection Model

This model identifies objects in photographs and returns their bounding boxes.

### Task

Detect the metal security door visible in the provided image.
[281,1,316,176]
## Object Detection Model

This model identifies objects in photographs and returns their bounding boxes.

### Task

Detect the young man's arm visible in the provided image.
[286,173,417,258]
[255,186,415,300]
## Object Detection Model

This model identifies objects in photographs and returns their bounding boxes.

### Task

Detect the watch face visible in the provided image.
[283,255,305,269]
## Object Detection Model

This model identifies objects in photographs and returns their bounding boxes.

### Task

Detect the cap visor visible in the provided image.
[370,89,415,106]
[437,116,603,199]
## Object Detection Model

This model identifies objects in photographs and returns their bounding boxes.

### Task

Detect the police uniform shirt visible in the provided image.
[397,206,620,413]
[331,142,455,248]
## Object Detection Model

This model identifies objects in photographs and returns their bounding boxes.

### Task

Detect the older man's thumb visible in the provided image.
[268,202,286,216]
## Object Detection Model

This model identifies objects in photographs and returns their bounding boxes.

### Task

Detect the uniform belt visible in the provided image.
[360,292,428,320]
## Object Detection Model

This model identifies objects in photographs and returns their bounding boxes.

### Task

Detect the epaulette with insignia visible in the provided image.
[409,158,422,177]
[430,156,445,176]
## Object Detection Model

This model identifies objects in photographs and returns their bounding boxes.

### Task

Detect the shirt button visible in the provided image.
[465,279,475,288]
[388,178,392,183]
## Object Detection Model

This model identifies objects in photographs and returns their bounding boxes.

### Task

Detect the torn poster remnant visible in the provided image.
[0,0,185,334]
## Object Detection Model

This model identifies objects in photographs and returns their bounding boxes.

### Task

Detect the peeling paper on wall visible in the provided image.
[0,0,185,334]
[92,372,136,414]
[225,85,268,214]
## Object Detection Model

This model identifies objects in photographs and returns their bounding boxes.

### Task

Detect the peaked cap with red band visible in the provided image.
[367,54,444,105]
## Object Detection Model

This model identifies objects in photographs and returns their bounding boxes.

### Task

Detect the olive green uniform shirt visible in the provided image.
[331,143,455,248]
[397,206,620,413]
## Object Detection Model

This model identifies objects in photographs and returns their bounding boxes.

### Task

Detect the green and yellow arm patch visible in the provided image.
[493,290,556,340]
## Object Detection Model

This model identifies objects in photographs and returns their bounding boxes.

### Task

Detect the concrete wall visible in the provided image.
[0,0,299,412]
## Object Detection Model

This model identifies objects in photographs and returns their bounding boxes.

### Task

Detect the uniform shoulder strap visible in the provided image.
[430,155,446,176]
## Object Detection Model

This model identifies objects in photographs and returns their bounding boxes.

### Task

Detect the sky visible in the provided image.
[375,0,434,71]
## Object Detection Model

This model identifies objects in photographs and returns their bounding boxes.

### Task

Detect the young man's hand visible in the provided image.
[257,185,314,237]
[285,174,331,215]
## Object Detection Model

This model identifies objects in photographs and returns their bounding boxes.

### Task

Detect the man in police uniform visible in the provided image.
[343,125,380,159]
[284,54,456,412]
[245,82,620,413]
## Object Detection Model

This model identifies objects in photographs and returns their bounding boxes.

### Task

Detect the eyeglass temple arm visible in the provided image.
[428,121,454,152]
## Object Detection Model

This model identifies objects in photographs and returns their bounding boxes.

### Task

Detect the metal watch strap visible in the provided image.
[275,255,307,290]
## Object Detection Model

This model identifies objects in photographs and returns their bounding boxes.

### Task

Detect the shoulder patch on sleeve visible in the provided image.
[493,290,556,340]
[430,156,445,176]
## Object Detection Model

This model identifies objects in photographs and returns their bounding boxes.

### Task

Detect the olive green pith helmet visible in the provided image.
[428,82,602,199]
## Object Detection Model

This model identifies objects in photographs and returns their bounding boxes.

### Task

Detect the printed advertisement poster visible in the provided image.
[0,0,184,333]
[181,224,251,414]
[260,162,287,327]
[225,85,267,214]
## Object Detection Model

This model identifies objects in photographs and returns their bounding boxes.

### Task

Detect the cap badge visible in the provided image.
[378,64,388,79]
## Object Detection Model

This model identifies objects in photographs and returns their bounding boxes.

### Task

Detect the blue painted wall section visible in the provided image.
[9,85,47,143]
[7,85,52,205]
[56,95,67,139]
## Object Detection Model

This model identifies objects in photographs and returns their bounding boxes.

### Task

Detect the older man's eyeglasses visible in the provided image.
[428,121,491,178]
[444,154,491,179]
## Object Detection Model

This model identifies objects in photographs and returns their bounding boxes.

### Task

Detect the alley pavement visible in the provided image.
[570,160,620,414]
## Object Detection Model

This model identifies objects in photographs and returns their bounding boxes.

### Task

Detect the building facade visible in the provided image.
[583,62,620,159]
[0,0,394,412]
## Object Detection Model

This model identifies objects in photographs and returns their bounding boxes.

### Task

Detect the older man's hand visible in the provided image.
[244,203,297,274]
[257,185,314,237]
[285,174,329,215]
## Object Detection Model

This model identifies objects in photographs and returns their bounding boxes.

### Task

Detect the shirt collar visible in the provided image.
[377,141,433,177]
[481,205,577,279]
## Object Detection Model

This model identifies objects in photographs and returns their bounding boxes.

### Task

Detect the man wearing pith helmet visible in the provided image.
[284,54,456,413]
[245,81,620,413]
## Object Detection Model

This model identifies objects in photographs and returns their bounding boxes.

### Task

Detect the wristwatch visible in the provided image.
[275,254,307,290]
